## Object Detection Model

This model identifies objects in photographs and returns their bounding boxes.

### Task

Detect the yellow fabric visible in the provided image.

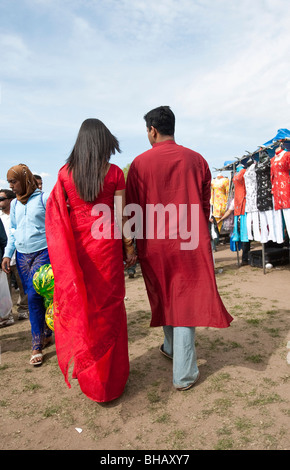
[210,176,229,219]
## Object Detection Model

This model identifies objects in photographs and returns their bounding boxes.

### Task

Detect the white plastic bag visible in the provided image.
[0,270,13,319]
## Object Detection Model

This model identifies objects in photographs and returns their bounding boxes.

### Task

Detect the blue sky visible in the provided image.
[1,0,290,192]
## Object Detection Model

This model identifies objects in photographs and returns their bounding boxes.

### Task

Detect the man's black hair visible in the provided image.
[144,106,175,136]
[0,189,16,199]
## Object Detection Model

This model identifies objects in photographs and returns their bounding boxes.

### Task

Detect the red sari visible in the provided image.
[45,164,129,402]
[126,140,233,329]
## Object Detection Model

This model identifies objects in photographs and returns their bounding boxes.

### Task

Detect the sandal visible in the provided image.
[29,352,43,366]
[176,373,200,391]
[159,344,173,360]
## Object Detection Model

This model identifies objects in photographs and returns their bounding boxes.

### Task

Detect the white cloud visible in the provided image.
[0,179,9,189]
[1,0,290,190]
[0,33,31,77]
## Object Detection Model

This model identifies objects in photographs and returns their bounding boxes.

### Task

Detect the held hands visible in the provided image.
[124,252,137,269]
[123,237,137,269]
[1,257,11,274]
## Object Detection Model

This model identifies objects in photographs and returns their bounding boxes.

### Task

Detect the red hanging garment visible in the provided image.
[233,168,246,216]
[271,149,290,210]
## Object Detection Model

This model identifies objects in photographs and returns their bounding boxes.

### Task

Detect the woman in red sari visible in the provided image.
[46,119,136,402]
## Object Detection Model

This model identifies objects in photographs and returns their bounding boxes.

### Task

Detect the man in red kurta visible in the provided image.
[126,106,233,391]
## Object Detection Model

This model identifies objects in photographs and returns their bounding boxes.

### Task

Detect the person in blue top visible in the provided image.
[1,164,52,366]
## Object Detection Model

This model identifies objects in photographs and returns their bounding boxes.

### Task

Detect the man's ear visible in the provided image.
[151,126,157,138]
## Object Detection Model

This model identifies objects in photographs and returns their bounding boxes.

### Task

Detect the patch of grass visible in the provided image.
[214,397,233,413]
[214,437,234,450]
[247,393,283,407]
[246,318,261,326]
[217,425,232,436]
[265,309,278,315]
[129,368,146,380]
[147,389,161,404]
[207,372,231,392]
[23,382,42,392]
[209,338,226,350]
[170,429,187,450]
[232,304,244,312]
[245,354,264,363]
[43,405,61,418]
[264,327,280,337]
[247,300,263,309]
[263,378,277,387]
[203,397,233,416]
[234,416,254,432]
[228,341,242,349]
[154,413,171,424]
[281,408,290,417]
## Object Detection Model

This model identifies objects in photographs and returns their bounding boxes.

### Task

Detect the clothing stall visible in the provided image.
[215,129,290,274]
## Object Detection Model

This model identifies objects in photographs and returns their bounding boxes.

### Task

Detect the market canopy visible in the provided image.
[218,128,290,172]
[263,128,290,146]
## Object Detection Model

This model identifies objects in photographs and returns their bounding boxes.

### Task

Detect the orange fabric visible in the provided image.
[233,168,246,216]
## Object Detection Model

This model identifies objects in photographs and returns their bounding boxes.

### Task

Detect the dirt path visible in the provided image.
[0,244,289,450]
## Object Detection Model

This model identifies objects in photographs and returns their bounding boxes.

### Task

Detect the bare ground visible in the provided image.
[0,243,290,451]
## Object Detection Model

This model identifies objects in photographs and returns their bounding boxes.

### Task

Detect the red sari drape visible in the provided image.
[45,164,129,402]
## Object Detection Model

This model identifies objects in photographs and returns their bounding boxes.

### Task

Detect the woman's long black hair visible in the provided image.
[66,118,121,202]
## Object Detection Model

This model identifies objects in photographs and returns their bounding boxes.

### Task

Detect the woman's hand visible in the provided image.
[124,253,137,269]
[1,257,11,274]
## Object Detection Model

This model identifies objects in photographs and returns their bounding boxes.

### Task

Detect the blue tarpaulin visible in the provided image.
[221,128,290,170]
[263,128,290,146]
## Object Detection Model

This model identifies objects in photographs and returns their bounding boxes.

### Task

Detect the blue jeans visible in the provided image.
[16,249,52,351]
[163,326,199,389]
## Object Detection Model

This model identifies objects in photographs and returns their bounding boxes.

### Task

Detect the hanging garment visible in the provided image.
[210,176,229,217]
[244,163,258,213]
[259,210,277,244]
[231,214,249,243]
[282,208,290,237]
[210,176,229,230]
[255,157,273,211]
[244,163,260,241]
[273,208,285,244]
[246,212,261,241]
[233,168,246,216]
[221,197,234,234]
[271,148,290,210]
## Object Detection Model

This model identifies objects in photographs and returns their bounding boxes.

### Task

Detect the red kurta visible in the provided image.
[233,168,246,216]
[45,164,129,402]
[126,140,233,328]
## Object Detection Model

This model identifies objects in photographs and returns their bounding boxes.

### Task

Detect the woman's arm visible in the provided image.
[115,189,137,268]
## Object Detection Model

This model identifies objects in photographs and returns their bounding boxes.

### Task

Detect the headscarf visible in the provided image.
[7,164,38,205]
